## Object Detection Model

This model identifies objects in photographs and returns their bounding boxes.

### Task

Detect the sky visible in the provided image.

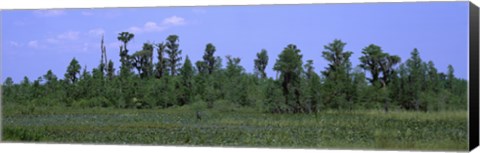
[1,2,469,83]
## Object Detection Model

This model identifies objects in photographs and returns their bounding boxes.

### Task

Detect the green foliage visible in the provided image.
[204,77,217,109]
[3,34,468,116]
[447,64,455,90]
[302,60,322,113]
[117,32,135,78]
[263,79,285,113]
[132,43,154,79]
[321,39,353,110]
[165,35,182,76]
[155,42,167,78]
[117,32,135,51]
[2,34,470,150]
[359,44,384,85]
[273,44,304,113]
[179,56,195,106]
[106,60,115,80]
[3,126,45,141]
[203,43,217,75]
[72,96,111,108]
[2,107,468,151]
[65,58,81,84]
[254,49,269,79]
[359,44,401,88]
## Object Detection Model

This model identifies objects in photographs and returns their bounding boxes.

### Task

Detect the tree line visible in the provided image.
[2,32,468,113]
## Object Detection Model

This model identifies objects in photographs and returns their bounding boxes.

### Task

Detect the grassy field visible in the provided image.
[1,102,468,151]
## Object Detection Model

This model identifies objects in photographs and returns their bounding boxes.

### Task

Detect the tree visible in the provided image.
[303,60,321,113]
[264,79,285,113]
[117,32,135,78]
[165,35,182,76]
[447,64,455,90]
[405,48,425,110]
[3,77,14,87]
[99,35,108,75]
[2,77,14,102]
[225,55,244,78]
[350,66,369,109]
[155,42,167,78]
[273,44,304,113]
[19,76,32,101]
[65,58,81,84]
[426,61,440,92]
[359,44,401,87]
[224,55,248,105]
[195,61,208,75]
[117,32,135,53]
[107,60,115,80]
[417,60,442,111]
[43,70,58,84]
[179,56,195,105]
[359,44,401,112]
[132,43,154,79]
[359,44,384,86]
[254,49,269,79]
[379,54,401,87]
[21,76,30,86]
[322,39,353,78]
[203,43,216,75]
[304,60,315,80]
[321,39,353,109]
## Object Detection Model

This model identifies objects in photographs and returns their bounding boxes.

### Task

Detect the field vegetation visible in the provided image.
[1,32,469,151]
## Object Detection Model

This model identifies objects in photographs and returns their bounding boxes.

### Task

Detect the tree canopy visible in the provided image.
[2,32,468,114]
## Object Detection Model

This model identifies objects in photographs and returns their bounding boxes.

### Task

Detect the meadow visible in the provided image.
[2,101,468,151]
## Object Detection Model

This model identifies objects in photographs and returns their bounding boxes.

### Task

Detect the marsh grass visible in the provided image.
[2,101,468,151]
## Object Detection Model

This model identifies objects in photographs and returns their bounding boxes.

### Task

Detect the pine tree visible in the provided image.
[65,58,81,84]
[203,43,217,75]
[107,60,115,80]
[155,42,167,78]
[165,35,182,76]
[179,56,194,105]
[405,48,425,111]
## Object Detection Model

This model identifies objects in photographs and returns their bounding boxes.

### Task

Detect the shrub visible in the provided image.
[3,126,44,141]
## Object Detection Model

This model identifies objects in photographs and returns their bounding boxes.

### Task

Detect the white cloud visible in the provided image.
[44,31,76,46]
[88,28,105,37]
[127,26,143,33]
[9,41,21,47]
[144,22,165,32]
[162,16,186,26]
[57,31,80,40]
[127,21,166,34]
[81,11,94,16]
[27,40,39,48]
[33,10,65,17]
[126,16,186,34]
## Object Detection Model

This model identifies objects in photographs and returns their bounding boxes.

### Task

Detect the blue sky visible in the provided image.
[1,2,469,83]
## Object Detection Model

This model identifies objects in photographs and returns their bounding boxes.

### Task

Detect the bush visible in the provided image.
[3,126,44,141]
[72,97,111,108]
[212,99,239,113]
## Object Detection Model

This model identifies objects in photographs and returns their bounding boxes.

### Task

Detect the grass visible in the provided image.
[1,101,468,151]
